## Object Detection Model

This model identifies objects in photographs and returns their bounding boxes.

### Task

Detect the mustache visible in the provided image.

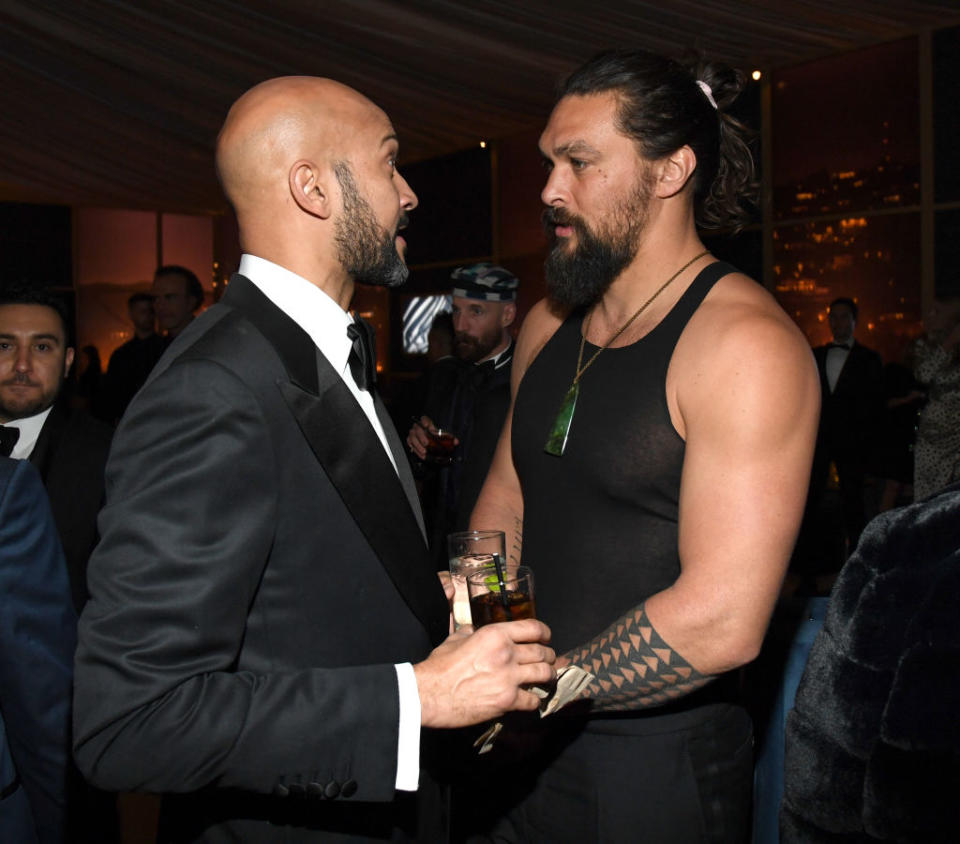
[396,212,410,233]
[454,332,478,346]
[1,374,40,387]
[541,207,583,234]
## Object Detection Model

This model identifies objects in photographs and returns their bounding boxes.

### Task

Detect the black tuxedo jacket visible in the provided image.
[74,276,450,842]
[29,402,113,612]
[813,341,884,458]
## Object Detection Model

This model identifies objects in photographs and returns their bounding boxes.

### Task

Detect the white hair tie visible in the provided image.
[696,80,718,110]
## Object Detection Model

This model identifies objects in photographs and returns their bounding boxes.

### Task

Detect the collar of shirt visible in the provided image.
[480,338,514,371]
[239,254,352,379]
[6,406,53,460]
[237,254,398,475]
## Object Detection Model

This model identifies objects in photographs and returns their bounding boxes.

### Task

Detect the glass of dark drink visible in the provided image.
[425,427,457,465]
[466,565,535,626]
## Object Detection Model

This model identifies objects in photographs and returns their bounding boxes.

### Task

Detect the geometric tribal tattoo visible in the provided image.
[567,603,713,713]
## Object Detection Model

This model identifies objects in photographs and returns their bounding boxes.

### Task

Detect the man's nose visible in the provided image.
[14,347,31,372]
[541,166,569,208]
[397,172,418,212]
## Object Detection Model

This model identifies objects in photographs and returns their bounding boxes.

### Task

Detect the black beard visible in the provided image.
[542,181,651,309]
[334,162,409,289]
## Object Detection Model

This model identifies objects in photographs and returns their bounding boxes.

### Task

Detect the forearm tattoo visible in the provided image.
[509,515,523,567]
[568,604,713,713]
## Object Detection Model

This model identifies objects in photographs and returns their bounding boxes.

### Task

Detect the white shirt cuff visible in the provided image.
[393,662,421,791]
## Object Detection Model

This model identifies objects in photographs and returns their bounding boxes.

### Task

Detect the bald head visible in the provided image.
[215,76,418,303]
[216,76,386,213]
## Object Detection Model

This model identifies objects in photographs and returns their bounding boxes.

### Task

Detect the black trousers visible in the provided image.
[464,703,753,844]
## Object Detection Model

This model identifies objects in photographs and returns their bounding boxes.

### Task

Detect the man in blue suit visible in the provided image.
[0,456,76,843]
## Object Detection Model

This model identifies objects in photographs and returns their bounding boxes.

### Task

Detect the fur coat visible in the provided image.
[781,481,960,841]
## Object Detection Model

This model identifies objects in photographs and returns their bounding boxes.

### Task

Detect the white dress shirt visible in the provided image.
[5,406,53,460]
[239,254,420,791]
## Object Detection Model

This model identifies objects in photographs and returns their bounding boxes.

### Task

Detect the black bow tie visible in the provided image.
[346,317,377,392]
[0,425,19,457]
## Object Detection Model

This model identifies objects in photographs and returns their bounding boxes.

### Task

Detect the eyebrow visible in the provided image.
[554,140,600,158]
[0,332,62,343]
[381,132,399,147]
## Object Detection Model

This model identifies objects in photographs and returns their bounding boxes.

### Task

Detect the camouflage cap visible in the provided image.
[450,262,518,302]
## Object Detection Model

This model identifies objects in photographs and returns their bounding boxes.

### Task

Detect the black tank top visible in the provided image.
[513,261,734,653]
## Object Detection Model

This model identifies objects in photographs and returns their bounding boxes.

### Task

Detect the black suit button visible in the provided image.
[324,781,341,799]
[289,782,305,797]
[273,782,290,798]
[341,779,357,798]
[306,781,325,798]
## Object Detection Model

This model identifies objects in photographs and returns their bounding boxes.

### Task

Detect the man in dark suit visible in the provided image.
[810,296,884,557]
[0,284,113,613]
[73,76,554,843]
[0,457,76,844]
[152,264,205,342]
[407,264,518,560]
[103,291,165,422]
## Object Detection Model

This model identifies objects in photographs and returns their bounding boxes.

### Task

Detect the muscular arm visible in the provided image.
[568,293,820,712]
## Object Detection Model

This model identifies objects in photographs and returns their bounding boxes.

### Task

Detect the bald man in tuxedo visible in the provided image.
[73,77,555,843]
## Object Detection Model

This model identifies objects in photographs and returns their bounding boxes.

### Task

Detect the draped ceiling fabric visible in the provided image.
[1,0,958,215]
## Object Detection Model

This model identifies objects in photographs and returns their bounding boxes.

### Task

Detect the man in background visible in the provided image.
[151,264,204,341]
[103,291,165,421]
[810,296,884,556]
[407,263,517,556]
[0,283,112,612]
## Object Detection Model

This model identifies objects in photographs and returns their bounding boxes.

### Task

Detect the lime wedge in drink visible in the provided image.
[483,574,502,592]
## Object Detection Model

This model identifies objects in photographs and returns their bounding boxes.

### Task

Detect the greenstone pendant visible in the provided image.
[544,381,579,456]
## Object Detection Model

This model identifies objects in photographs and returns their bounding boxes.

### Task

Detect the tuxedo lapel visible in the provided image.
[280,372,446,645]
[224,275,448,645]
[373,393,426,540]
[27,402,65,481]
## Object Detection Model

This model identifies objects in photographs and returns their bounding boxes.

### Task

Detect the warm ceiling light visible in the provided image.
[479,140,487,148]
[752,70,762,81]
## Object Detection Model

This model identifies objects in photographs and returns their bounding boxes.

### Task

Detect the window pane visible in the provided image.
[934,24,960,203]
[935,209,960,294]
[161,213,213,301]
[772,38,919,219]
[773,212,921,362]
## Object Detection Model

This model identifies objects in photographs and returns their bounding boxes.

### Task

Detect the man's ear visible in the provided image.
[501,302,517,329]
[63,347,75,378]
[654,145,697,199]
[289,160,332,218]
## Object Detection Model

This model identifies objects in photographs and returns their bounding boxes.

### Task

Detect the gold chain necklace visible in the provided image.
[544,250,710,456]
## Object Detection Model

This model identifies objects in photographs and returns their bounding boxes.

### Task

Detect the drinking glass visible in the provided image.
[467,565,536,626]
[447,530,506,630]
